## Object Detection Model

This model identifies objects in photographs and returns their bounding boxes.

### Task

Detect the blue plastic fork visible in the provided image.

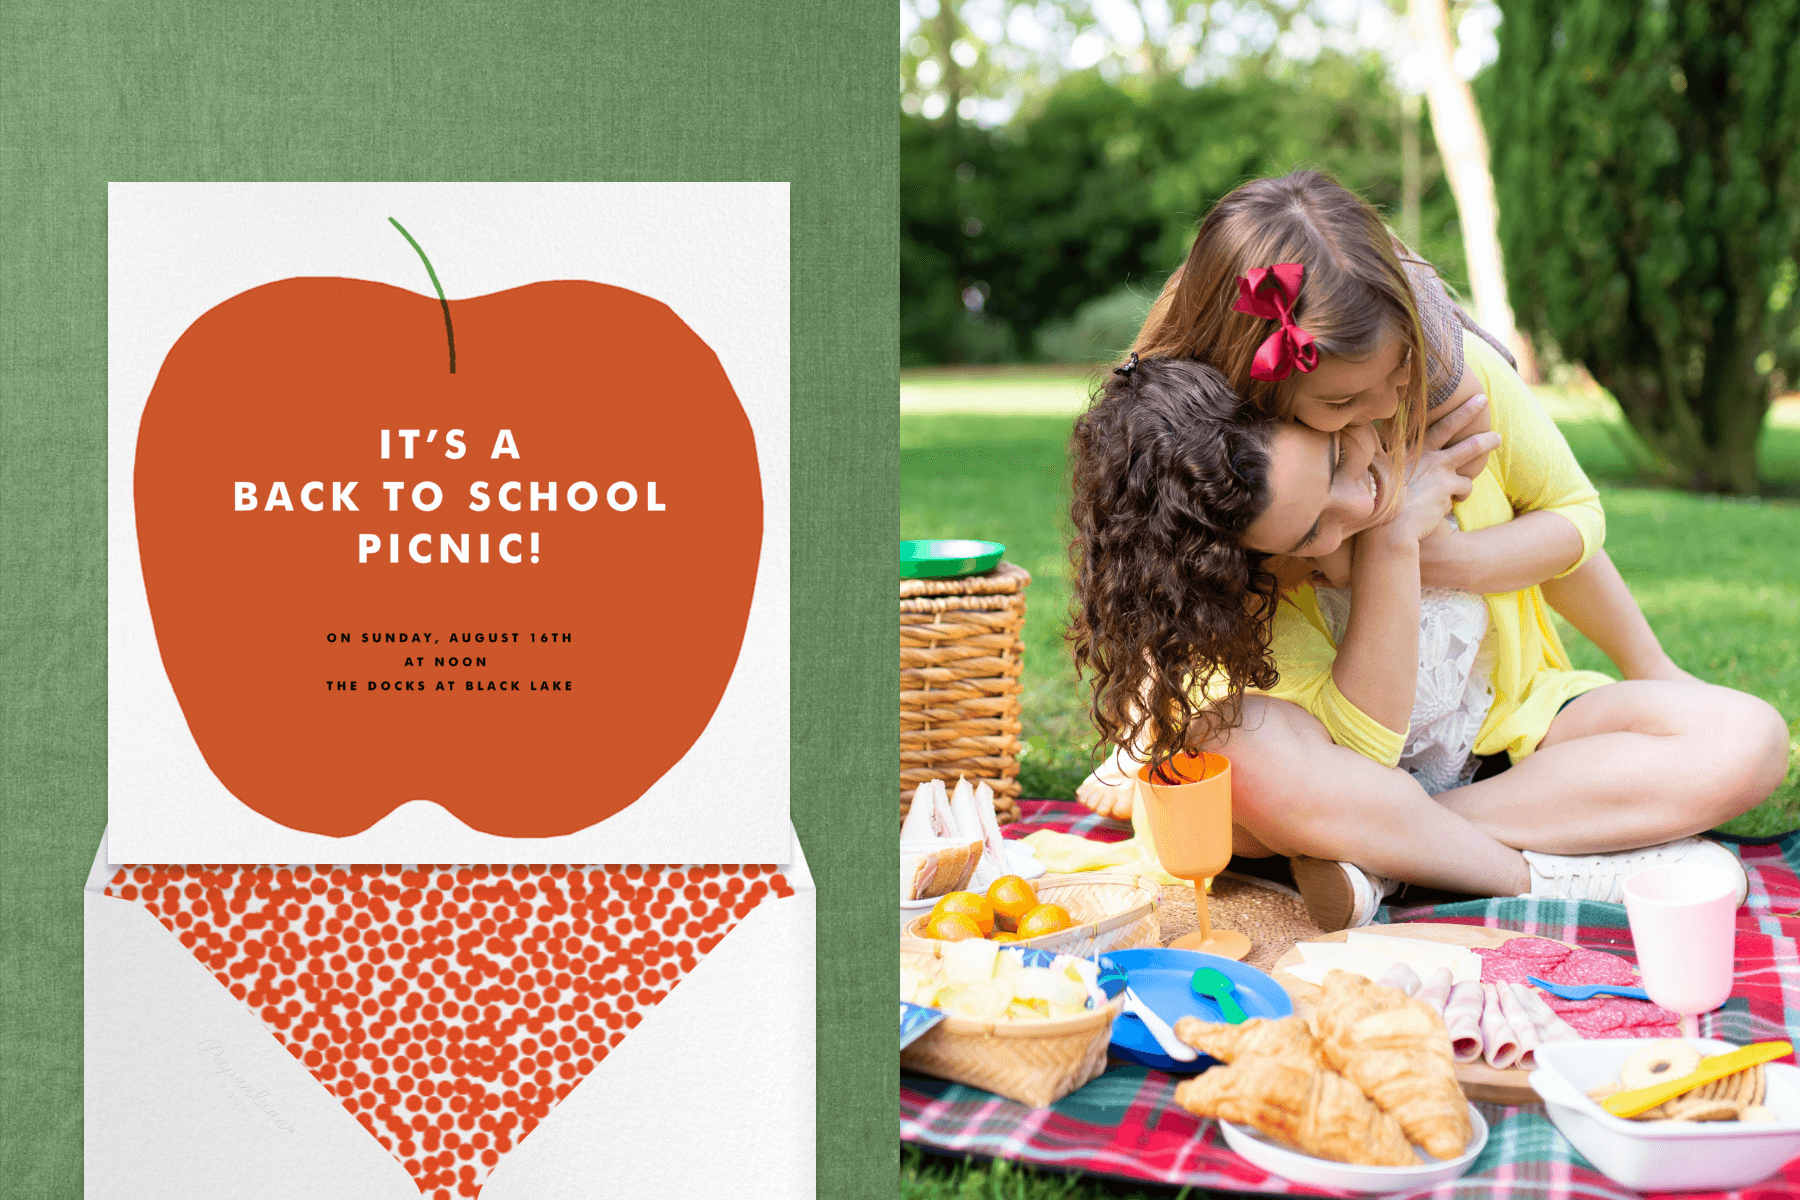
[1526,974,1650,1001]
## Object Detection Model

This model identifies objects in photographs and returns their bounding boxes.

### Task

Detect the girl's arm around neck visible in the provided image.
[1418,509,1584,593]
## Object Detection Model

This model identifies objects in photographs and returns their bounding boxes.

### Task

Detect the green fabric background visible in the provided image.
[0,4,896,1195]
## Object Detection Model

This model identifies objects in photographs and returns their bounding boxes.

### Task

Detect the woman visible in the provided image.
[1056,351,1788,930]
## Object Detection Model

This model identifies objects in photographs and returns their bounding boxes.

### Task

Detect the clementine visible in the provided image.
[1014,903,1073,939]
[986,931,1019,943]
[928,890,995,936]
[986,875,1039,931]
[923,913,982,942]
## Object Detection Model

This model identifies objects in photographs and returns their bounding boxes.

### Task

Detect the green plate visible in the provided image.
[900,539,1005,579]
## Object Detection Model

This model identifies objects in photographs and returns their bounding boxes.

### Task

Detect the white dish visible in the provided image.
[1530,1038,1800,1191]
[1005,841,1045,880]
[1218,1103,1487,1194]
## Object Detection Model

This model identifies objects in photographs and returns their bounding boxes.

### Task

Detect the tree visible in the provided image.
[1409,0,1537,379]
[1487,0,1800,493]
[900,55,1471,365]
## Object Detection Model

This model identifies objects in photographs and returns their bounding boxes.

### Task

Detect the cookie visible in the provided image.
[1664,1097,1739,1122]
[1620,1041,1704,1091]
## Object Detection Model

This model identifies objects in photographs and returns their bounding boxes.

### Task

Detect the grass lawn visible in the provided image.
[900,399,1800,835]
[901,380,1800,1200]
[903,1147,1220,1199]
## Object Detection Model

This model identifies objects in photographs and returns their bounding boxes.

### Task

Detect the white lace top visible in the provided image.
[1313,584,1495,795]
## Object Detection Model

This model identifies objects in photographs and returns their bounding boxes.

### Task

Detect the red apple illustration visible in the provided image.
[132,222,764,837]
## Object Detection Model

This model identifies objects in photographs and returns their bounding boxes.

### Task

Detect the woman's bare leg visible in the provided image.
[1203,696,1531,896]
[1435,681,1788,853]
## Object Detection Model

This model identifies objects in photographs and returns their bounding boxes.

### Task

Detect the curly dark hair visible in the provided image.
[1068,356,1281,775]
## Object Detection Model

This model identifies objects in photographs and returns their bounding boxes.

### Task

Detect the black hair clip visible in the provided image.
[1112,351,1139,378]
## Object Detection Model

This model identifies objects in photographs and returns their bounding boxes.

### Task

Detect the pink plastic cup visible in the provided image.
[1623,862,1738,1027]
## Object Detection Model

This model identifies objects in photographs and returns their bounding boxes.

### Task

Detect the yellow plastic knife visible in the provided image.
[1601,1041,1793,1119]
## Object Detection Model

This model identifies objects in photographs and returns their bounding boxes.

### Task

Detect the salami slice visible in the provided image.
[1474,936,1677,1041]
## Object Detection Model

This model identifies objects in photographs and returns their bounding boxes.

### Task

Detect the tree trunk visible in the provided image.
[1409,0,1539,382]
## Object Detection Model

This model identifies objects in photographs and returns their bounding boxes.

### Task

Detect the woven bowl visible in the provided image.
[903,872,1160,959]
[899,940,1127,1108]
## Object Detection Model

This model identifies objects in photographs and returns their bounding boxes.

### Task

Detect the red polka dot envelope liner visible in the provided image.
[105,862,793,1200]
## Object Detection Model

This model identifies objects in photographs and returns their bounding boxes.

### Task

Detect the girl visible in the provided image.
[1060,354,1787,928]
[1056,172,1787,926]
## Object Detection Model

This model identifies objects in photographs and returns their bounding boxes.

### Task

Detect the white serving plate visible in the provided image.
[1530,1038,1800,1191]
[1218,1103,1488,1194]
[1005,841,1045,880]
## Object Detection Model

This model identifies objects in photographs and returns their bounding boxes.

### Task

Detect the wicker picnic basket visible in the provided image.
[900,938,1127,1108]
[901,562,1031,826]
[902,873,1161,959]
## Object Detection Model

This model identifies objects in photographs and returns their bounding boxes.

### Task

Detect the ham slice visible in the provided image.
[1375,961,1422,996]
[1444,981,1484,1063]
[1416,966,1454,1015]
[900,837,983,901]
[928,779,957,841]
[1494,979,1542,1070]
[1478,982,1522,1070]
[1510,982,1581,1045]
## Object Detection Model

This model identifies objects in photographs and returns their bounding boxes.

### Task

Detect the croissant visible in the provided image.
[1173,1015,1326,1068]
[1174,1057,1417,1167]
[1310,970,1471,1160]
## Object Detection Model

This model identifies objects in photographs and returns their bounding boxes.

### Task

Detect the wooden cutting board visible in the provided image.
[1271,922,1567,1105]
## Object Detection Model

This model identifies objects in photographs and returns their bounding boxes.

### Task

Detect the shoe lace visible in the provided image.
[1540,843,1684,899]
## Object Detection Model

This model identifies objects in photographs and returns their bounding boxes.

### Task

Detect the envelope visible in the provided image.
[84,826,814,1199]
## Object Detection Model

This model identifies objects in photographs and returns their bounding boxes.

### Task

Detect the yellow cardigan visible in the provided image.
[1250,331,1614,767]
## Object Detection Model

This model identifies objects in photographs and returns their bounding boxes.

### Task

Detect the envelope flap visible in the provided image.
[85,889,415,1198]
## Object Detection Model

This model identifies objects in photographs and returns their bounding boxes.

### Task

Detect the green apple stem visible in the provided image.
[388,217,456,374]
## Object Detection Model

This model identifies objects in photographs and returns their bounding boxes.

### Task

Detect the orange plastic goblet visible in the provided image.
[1136,752,1252,961]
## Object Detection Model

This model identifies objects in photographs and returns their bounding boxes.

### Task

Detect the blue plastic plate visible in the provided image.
[1104,948,1292,1073]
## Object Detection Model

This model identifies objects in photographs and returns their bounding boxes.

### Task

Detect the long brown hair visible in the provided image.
[1068,357,1280,773]
[1133,170,1428,463]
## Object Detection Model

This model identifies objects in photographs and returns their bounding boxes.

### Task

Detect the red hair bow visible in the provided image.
[1232,263,1318,382]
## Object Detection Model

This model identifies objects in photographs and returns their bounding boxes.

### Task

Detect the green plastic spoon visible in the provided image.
[1192,967,1247,1024]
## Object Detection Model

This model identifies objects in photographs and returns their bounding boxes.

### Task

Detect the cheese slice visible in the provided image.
[1285,934,1480,988]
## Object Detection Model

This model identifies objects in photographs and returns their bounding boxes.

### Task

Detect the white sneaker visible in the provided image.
[1290,857,1400,931]
[1521,837,1748,906]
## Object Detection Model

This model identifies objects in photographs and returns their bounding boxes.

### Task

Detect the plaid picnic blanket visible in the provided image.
[903,801,1800,1199]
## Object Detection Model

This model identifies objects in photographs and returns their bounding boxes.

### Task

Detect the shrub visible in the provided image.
[1487,0,1800,492]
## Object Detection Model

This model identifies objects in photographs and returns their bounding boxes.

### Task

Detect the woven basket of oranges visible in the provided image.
[903,872,1159,959]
